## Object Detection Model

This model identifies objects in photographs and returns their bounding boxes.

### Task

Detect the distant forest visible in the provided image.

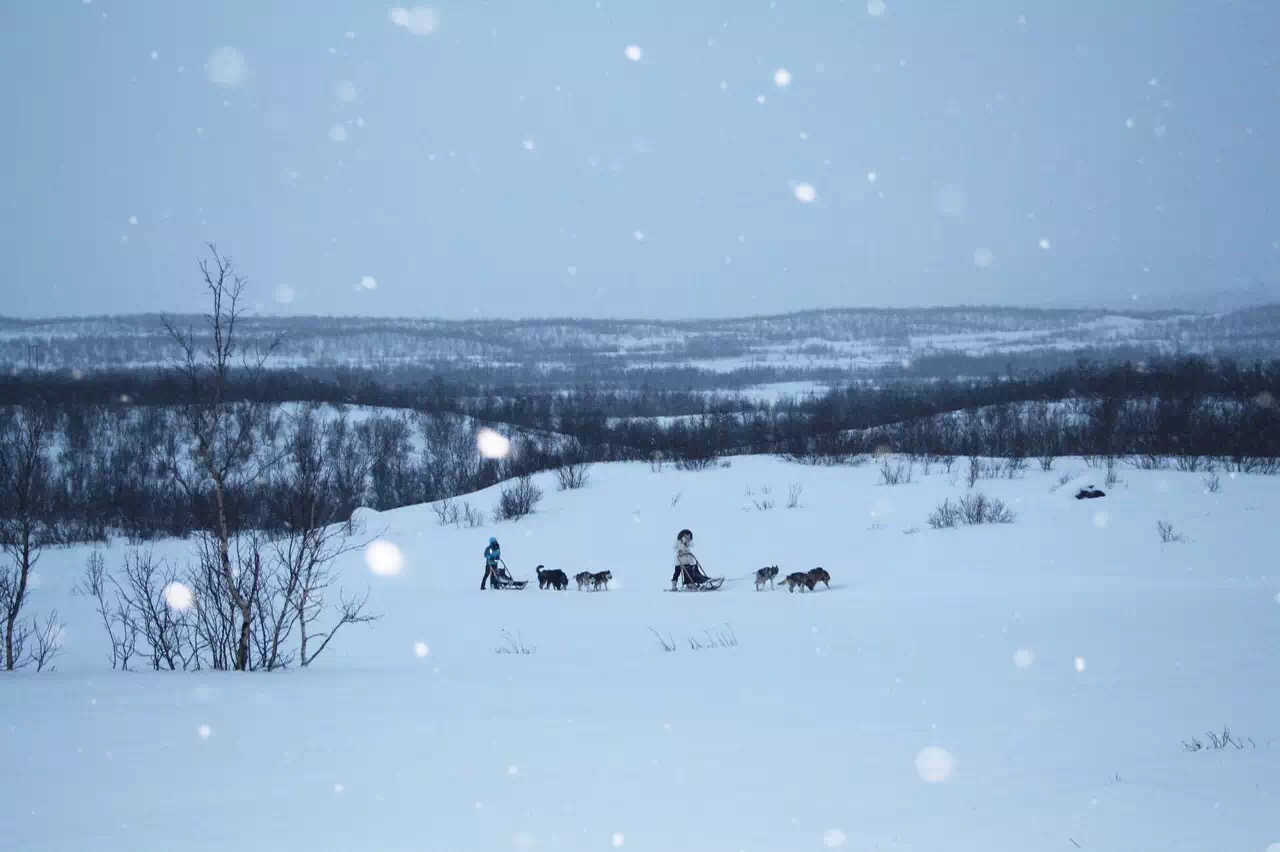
[3,355,1278,544]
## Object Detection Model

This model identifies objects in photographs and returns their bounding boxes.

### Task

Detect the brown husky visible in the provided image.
[782,571,811,593]
[806,567,831,590]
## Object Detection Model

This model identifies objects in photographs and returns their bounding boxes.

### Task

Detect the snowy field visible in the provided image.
[4,457,1280,851]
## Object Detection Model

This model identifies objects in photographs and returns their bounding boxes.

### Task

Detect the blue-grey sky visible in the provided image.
[2,1,1278,319]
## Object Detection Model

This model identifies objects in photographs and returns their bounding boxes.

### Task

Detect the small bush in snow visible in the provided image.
[748,485,775,511]
[493,476,543,522]
[1203,473,1222,493]
[675,455,715,472]
[649,627,677,653]
[432,498,460,527]
[786,483,803,509]
[1156,521,1183,543]
[880,459,913,486]
[1057,472,1074,486]
[1104,459,1121,489]
[670,491,682,508]
[1039,454,1056,472]
[1175,455,1211,473]
[495,629,534,655]
[1006,457,1028,479]
[927,500,962,529]
[966,456,981,488]
[1182,726,1254,752]
[686,624,737,651]
[460,502,485,528]
[555,462,592,491]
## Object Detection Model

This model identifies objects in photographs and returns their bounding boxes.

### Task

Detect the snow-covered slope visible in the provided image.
[4,457,1279,851]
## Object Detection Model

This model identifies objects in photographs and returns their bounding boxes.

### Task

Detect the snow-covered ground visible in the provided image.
[5,457,1279,851]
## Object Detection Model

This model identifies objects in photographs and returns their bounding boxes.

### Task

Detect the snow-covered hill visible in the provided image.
[4,457,1279,851]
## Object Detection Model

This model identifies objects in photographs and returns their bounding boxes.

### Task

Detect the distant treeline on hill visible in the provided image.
[1,356,1278,542]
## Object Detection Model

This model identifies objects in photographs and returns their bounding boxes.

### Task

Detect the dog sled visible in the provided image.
[667,561,725,592]
[486,560,528,590]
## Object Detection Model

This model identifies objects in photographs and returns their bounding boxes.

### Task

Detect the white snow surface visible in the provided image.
[4,457,1279,851]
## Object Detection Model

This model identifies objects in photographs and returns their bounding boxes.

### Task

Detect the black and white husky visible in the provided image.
[754,565,780,590]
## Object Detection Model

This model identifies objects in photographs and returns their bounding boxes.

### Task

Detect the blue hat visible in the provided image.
[489,537,498,545]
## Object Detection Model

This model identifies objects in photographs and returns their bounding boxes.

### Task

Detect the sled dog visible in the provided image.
[574,571,593,591]
[536,566,569,590]
[782,571,811,593]
[806,567,831,590]
[590,570,613,591]
[754,565,780,590]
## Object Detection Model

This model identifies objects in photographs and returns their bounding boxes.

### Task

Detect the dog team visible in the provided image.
[485,529,831,593]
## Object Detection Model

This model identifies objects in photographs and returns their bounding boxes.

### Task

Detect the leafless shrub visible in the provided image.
[556,462,592,491]
[752,485,775,511]
[957,493,1017,525]
[902,526,920,536]
[1183,726,1254,752]
[73,549,137,670]
[670,491,682,508]
[494,476,543,522]
[786,483,803,509]
[927,499,962,530]
[460,502,485,528]
[1175,455,1211,473]
[1203,473,1222,494]
[1039,454,1056,472]
[1006,457,1028,479]
[940,455,956,474]
[26,610,63,672]
[1157,521,1183,543]
[1127,454,1169,471]
[649,627,677,653]
[495,629,534,655]
[1058,472,1074,486]
[432,498,461,527]
[686,624,738,651]
[966,456,981,488]
[675,455,715,472]
[880,459,913,486]
[1104,458,1121,488]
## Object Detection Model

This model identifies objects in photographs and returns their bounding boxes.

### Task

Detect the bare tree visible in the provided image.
[254,407,378,670]
[160,245,279,671]
[0,404,60,671]
[73,549,138,670]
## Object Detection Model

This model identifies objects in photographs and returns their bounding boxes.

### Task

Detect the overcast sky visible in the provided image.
[2,1,1278,319]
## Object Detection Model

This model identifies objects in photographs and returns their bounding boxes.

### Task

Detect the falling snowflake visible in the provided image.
[333,784,345,794]
[755,94,767,104]
[414,642,430,659]
[867,0,887,16]
[389,6,439,35]
[128,215,138,226]
[364,540,405,577]
[773,67,792,88]
[633,230,646,241]
[866,171,878,183]
[162,582,194,611]
[973,248,994,268]
[1075,656,1087,672]
[274,284,296,305]
[792,183,817,203]
[823,829,848,848]
[915,747,955,783]
[204,46,247,87]
[477,428,512,459]
[329,124,348,143]
[522,138,536,151]
[624,45,643,62]
[1038,237,1052,250]
[1125,117,1136,129]
[149,50,158,60]
[358,275,378,290]
[197,724,212,739]
[611,833,625,847]
[1013,648,1035,669]
[335,80,358,103]
[507,765,520,776]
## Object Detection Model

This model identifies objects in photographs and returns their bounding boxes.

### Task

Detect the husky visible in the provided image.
[590,570,613,591]
[536,566,569,590]
[806,567,831,590]
[782,571,811,593]
[754,565,779,590]
[574,571,594,591]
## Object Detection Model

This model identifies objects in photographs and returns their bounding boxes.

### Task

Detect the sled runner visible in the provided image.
[668,561,725,592]
[487,560,528,590]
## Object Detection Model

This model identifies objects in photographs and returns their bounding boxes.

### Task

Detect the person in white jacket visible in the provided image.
[672,528,700,590]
